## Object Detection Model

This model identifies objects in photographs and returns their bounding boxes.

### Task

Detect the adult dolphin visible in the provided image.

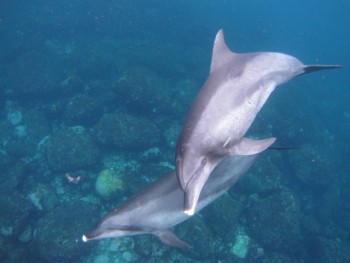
[82,154,257,248]
[176,29,342,215]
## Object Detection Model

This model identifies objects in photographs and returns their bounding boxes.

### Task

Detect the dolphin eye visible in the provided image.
[201,158,207,166]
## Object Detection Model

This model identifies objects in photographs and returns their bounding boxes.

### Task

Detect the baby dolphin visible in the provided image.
[82,154,257,248]
[176,29,341,215]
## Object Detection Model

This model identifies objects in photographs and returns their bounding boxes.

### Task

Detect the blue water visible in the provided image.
[0,1,349,262]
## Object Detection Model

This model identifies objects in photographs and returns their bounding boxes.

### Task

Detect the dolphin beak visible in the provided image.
[176,157,186,191]
[302,64,342,75]
[184,206,195,216]
[183,160,208,216]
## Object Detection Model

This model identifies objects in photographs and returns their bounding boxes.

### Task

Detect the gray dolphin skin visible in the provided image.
[82,154,257,248]
[176,29,342,215]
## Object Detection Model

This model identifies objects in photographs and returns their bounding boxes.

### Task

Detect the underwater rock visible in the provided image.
[95,169,124,198]
[230,227,250,259]
[0,151,12,173]
[300,214,322,235]
[139,147,162,162]
[95,112,160,150]
[235,151,284,197]
[5,50,63,100]
[0,159,26,194]
[38,98,66,120]
[92,254,111,263]
[14,125,27,138]
[18,225,33,243]
[316,188,348,240]
[134,235,171,260]
[0,237,34,263]
[127,41,187,79]
[260,252,293,263]
[45,126,100,171]
[244,190,302,254]
[178,216,216,260]
[312,237,350,263]
[58,75,85,96]
[5,110,50,158]
[166,250,206,263]
[71,39,121,81]
[248,90,322,146]
[35,200,99,262]
[27,183,58,211]
[172,78,199,116]
[64,94,103,126]
[6,110,23,125]
[0,120,13,148]
[123,161,173,194]
[163,122,181,150]
[114,67,175,115]
[0,191,33,239]
[287,144,336,191]
[202,194,242,243]
[88,238,138,263]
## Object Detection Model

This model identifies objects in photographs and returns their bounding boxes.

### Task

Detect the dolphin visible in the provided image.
[176,29,342,215]
[82,154,258,248]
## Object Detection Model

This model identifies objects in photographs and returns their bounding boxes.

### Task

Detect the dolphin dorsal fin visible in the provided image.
[210,29,236,74]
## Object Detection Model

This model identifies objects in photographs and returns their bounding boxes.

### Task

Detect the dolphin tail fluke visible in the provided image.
[152,229,190,249]
[231,137,276,156]
[303,64,342,75]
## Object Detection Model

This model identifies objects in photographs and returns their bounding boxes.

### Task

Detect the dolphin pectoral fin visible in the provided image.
[152,229,190,249]
[231,137,276,155]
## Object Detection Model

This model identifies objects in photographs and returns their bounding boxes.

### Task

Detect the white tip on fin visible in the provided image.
[184,207,195,216]
[82,235,88,242]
